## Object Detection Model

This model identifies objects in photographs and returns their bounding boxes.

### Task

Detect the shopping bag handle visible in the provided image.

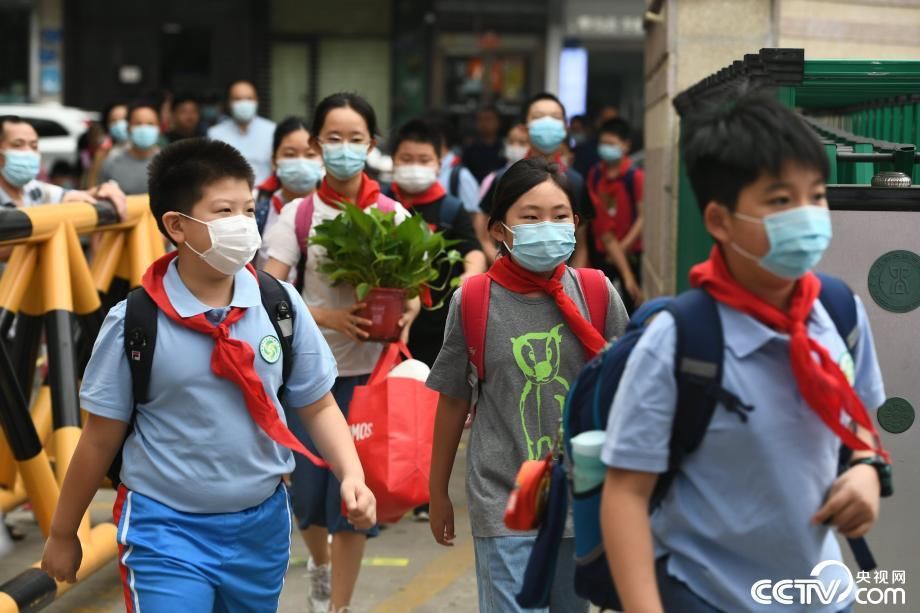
[368,341,413,385]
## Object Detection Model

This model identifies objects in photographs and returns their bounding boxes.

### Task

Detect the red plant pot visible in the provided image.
[356,287,407,342]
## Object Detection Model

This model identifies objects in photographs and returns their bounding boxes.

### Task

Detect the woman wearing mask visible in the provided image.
[262,92,417,613]
[85,102,128,186]
[427,158,629,612]
[254,117,323,269]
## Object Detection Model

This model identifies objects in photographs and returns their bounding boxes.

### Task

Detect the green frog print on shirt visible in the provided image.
[511,324,570,460]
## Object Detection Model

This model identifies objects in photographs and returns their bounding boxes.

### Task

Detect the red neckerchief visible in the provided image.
[391,181,446,208]
[141,252,329,467]
[317,173,381,210]
[526,150,568,171]
[690,247,889,462]
[487,256,606,360]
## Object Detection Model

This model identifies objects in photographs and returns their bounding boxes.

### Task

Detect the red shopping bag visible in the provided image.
[347,342,438,524]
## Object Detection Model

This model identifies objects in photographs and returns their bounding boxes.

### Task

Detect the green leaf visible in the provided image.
[355,282,371,301]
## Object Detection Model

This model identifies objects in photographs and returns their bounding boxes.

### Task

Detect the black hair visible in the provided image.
[598,117,632,141]
[488,158,575,230]
[272,116,310,157]
[522,92,566,123]
[477,105,501,120]
[0,115,29,141]
[391,119,440,158]
[101,102,127,127]
[682,92,829,213]
[127,100,160,123]
[171,93,199,111]
[147,138,254,241]
[227,79,257,99]
[311,92,378,139]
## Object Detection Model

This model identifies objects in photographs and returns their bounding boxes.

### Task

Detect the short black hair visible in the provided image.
[0,115,28,141]
[682,92,829,213]
[127,100,160,123]
[522,92,566,123]
[171,93,199,111]
[227,79,257,99]
[598,118,632,142]
[101,102,127,127]
[273,116,310,157]
[488,158,575,230]
[147,138,254,241]
[391,119,440,158]
[311,92,378,139]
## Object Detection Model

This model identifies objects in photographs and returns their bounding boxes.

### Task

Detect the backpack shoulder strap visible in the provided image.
[461,274,491,382]
[449,165,462,198]
[816,272,860,351]
[378,193,398,213]
[255,190,273,235]
[294,195,315,257]
[257,270,295,386]
[574,268,608,337]
[587,164,601,196]
[622,166,638,209]
[439,195,463,231]
[124,288,159,405]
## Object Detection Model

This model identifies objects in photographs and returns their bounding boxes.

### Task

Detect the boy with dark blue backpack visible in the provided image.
[598,94,891,612]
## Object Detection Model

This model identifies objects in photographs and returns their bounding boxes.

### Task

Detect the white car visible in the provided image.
[0,104,98,173]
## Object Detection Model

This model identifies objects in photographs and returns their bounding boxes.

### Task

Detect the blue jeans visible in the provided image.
[473,536,587,613]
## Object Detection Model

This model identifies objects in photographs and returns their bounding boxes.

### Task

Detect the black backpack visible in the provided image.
[107,271,296,487]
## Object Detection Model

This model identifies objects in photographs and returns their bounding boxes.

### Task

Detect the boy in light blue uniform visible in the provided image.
[42,138,376,611]
[600,95,890,613]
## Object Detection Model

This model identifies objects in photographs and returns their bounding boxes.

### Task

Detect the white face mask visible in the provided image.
[504,143,528,165]
[393,164,438,194]
[180,213,262,275]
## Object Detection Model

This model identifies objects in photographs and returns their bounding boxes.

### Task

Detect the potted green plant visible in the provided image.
[311,202,464,342]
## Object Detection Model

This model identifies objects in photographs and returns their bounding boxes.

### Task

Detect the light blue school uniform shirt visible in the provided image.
[81,258,337,513]
[208,116,276,184]
[439,151,480,214]
[602,296,885,613]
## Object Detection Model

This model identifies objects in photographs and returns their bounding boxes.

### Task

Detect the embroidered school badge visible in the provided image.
[260,335,282,364]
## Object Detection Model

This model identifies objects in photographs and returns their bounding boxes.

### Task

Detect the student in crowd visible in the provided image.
[40,138,376,610]
[572,105,619,177]
[166,94,205,143]
[85,102,129,186]
[262,92,418,613]
[479,93,592,268]
[429,114,481,216]
[475,122,529,263]
[586,117,644,311]
[100,101,161,195]
[208,79,276,184]
[601,94,889,613]
[253,116,323,269]
[463,106,506,182]
[427,158,629,612]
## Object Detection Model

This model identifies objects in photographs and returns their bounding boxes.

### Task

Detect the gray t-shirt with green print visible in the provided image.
[426,267,629,537]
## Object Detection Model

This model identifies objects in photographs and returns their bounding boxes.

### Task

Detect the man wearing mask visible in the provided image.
[0,115,126,259]
[208,80,276,184]
[100,102,162,195]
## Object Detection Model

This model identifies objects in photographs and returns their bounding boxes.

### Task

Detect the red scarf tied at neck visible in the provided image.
[391,181,446,208]
[487,256,607,360]
[690,247,889,462]
[141,252,329,467]
[317,172,381,210]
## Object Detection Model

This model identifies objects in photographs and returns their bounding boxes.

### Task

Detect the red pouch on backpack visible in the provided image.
[346,342,438,524]
[504,454,554,531]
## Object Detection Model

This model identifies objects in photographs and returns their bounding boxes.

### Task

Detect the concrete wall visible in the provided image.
[641,0,774,296]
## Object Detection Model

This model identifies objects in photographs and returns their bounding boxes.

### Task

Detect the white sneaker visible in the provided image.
[307,558,331,613]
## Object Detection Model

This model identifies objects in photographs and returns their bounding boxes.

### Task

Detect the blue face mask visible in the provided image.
[322,143,368,181]
[528,117,567,154]
[731,206,832,279]
[231,99,258,123]
[598,144,623,163]
[276,158,323,194]
[110,119,129,143]
[1,149,41,187]
[503,221,577,272]
[130,125,160,150]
